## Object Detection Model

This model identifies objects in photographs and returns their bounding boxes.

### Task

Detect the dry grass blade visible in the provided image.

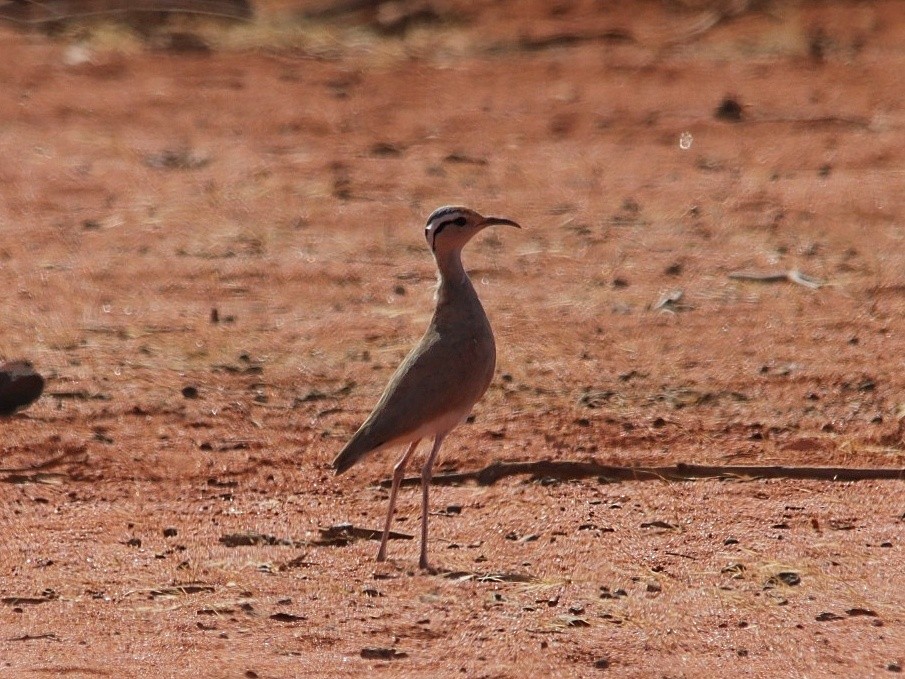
[728,269,824,289]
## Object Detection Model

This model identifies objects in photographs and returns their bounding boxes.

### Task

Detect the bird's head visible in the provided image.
[424,206,520,254]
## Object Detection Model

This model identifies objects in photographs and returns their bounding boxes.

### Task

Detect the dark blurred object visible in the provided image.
[0,0,252,29]
[154,30,213,53]
[0,360,45,416]
[714,97,743,122]
[304,0,447,36]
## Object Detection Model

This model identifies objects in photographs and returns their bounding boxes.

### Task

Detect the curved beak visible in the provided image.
[480,216,521,229]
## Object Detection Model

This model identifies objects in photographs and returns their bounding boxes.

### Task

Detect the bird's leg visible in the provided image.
[419,433,447,571]
[377,440,420,562]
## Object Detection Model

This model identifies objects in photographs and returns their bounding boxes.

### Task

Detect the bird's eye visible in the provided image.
[453,216,467,227]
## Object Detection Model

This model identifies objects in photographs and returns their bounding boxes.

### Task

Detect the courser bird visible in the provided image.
[332,206,520,570]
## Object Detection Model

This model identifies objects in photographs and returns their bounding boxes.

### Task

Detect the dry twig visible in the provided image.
[384,460,905,487]
[728,269,824,289]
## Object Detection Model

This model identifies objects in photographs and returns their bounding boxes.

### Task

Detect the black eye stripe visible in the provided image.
[433,215,467,238]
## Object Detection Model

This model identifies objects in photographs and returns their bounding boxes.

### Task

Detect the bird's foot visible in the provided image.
[419,559,440,575]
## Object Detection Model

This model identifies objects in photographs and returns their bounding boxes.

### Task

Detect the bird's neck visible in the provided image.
[434,247,474,305]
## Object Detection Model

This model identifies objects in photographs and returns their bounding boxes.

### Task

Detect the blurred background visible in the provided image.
[1,0,903,468]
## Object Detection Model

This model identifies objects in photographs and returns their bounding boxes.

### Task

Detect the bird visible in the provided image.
[332,206,520,570]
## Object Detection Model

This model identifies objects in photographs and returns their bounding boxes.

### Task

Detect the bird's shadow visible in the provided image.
[373,561,535,581]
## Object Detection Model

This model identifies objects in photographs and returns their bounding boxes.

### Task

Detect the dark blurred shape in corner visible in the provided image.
[0,360,45,416]
[0,0,253,28]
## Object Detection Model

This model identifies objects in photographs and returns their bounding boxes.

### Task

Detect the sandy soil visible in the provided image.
[1,1,904,677]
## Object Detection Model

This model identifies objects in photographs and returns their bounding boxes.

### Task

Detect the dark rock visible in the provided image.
[360,647,407,660]
[715,97,743,122]
[0,360,44,415]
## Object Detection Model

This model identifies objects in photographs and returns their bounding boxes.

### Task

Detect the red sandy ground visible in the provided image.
[1,1,904,677]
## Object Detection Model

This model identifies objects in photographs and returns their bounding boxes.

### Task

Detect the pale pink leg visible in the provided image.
[377,440,420,562]
[419,433,447,571]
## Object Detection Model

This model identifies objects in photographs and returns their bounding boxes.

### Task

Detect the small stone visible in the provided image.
[561,614,590,627]
[269,612,306,622]
[774,571,801,587]
[163,527,178,538]
[715,97,743,122]
[360,647,407,660]
[599,586,626,599]
[0,360,44,415]
[846,607,878,617]
[182,386,199,399]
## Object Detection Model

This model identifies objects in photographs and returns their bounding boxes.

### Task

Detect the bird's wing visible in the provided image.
[332,326,494,472]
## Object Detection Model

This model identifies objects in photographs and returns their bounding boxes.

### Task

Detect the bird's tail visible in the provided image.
[331,434,373,475]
